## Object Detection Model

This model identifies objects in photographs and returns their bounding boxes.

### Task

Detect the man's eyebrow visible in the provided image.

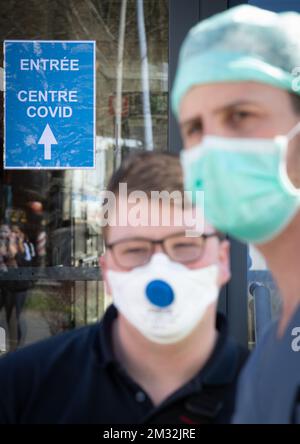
[180,100,261,127]
[213,100,261,115]
[180,117,202,130]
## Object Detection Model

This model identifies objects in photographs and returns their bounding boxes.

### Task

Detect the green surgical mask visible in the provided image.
[180,124,300,244]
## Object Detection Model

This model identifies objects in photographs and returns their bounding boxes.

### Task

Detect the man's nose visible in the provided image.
[153,242,164,254]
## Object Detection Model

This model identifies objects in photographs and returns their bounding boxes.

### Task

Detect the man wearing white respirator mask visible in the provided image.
[0,151,248,424]
[99,151,248,424]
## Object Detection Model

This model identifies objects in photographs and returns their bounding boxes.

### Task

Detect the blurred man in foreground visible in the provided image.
[172,4,300,423]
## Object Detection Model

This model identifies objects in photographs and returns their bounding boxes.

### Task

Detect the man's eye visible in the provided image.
[173,243,193,249]
[228,110,254,125]
[235,111,251,118]
[124,248,147,254]
[187,123,202,136]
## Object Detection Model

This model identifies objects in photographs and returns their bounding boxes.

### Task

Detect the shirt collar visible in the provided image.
[201,312,240,386]
[97,304,235,383]
[96,304,119,369]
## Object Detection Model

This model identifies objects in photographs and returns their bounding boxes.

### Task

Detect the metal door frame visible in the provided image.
[168,0,248,347]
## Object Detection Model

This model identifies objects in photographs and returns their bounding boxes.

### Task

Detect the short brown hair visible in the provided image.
[107,151,184,195]
[102,151,185,240]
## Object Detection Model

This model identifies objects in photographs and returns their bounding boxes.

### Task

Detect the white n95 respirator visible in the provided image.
[106,253,219,344]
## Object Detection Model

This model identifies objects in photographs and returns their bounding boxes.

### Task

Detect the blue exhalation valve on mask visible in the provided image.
[145,280,175,308]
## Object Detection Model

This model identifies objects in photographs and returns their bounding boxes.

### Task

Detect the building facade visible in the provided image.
[0,0,295,353]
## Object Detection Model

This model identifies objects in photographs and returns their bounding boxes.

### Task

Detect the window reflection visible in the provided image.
[0,0,169,352]
[247,245,282,348]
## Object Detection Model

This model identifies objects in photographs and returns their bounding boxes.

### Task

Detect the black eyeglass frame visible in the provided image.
[105,231,225,270]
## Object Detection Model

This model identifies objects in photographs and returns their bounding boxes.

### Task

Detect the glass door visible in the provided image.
[0,0,169,353]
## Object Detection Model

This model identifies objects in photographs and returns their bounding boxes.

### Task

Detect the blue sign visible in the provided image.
[4,40,96,169]
[248,0,300,13]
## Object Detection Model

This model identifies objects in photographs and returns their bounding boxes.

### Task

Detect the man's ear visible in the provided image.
[99,254,112,295]
[217,239,231,287]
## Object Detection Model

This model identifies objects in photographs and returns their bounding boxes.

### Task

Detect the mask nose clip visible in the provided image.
[145,280,174,308]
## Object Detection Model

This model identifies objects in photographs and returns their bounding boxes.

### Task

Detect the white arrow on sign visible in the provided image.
[38,124,58,160]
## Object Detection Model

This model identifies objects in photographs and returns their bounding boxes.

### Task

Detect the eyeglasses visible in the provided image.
[105,231,224,270]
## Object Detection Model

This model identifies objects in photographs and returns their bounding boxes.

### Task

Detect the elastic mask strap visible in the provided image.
[279,122,300,196]
[181,143,206,162]
[287,121,300,142]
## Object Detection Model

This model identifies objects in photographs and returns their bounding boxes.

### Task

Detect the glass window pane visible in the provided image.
[0,280,106,352]
[0,0,169,353]
[247,246,281,348]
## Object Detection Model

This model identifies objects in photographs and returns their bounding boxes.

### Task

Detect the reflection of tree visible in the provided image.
[0,0,169,147]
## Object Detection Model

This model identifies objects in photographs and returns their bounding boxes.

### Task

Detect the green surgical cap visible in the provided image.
[171,4,300,117]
